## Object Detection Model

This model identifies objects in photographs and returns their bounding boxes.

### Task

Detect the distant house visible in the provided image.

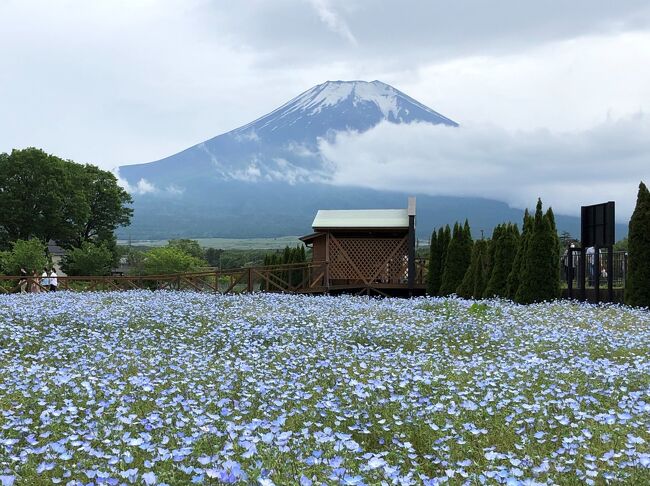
[47,240,66,275]
[299,197,419,293]
[112,256,131,276]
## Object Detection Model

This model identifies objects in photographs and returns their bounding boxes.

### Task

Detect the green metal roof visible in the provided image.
[312,209,409,229]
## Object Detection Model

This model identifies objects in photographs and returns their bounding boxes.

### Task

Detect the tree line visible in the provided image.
[427,199,561,304]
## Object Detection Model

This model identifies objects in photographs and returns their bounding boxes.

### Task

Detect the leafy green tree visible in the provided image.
[61,164,132,249]
[516,199,561,304]
[457,239,489,299]
[0,239,48,275]
[484,223,520,298]
[626,182,650,307]
[62,242,114,276]
[613,237,629,252]
[0,148,132,250]
[506,210,533,300]
[140,247,206,275]
[439,221,473,296]
[167,239,205,260]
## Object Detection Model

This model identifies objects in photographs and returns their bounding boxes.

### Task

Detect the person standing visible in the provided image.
[19,268,28,293]
[586,246,595,287]
[41,268,50,291]
[49,268,58,292]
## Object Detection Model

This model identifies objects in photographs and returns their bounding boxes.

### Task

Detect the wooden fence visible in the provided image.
[0,259,429,296]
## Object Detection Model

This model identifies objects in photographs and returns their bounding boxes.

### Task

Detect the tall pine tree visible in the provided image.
[506,210,533,300]
[440,221,473,296]
[484,223,520,298]
[426,229,440,295]
[457,239,489,299]
[516,199,561,304]
[626,182,650,307]
[438,225,451,294]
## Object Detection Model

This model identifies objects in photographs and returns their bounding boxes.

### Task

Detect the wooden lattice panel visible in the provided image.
[329,237,408,283]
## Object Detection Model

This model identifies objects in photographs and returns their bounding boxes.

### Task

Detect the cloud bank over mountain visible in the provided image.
[321,114,650,221]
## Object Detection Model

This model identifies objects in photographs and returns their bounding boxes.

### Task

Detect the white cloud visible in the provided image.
[114,168,158,195]
[319,115,650,222]
[307,0,358,45]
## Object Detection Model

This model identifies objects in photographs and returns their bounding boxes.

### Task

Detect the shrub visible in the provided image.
[62,242,114,276]
[141,247,206,275]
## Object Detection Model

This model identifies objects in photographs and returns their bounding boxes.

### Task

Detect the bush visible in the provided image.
[140,247,206,275]
[62,242,114,276]
[1,239,48,275]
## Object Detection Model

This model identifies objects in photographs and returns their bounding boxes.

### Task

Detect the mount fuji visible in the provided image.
[117,80,582,239]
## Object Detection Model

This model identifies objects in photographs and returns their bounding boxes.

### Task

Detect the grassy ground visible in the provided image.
[0,292,649,485]
[117,237,304,250]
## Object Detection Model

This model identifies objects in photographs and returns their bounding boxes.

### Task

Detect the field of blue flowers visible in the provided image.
[0,291,649,485]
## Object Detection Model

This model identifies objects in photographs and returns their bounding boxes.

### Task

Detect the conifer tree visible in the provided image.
[438,225,451,293]
[506,210,532,299]
[484,224,502,286]
[457,239,489,299]
[516,199,561,303]
[626,182,650,307]
[545,207,561,298]
[426,229,440,295]
[440,221,473,296]
[485,223,520,298]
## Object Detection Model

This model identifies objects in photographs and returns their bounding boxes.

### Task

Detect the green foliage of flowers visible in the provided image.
[0,292,649,484]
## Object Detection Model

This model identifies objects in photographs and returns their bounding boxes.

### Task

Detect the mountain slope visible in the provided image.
[117,80,607,240]
[119,80,457,189]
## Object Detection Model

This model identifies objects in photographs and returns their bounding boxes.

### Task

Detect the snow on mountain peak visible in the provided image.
[291,80,401,117]
[233,80,457,137]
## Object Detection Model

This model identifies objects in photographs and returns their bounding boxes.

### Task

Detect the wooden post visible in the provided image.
[247,267,253,293]
[567,247,574,299]
[407,197,416,293]
[594,246,600,304]
[607,246,614,303]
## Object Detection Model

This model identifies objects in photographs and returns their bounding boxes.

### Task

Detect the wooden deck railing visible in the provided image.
[0,259,429,295]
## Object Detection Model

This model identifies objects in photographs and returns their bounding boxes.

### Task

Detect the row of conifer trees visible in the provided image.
[427,199,561,303]
[260,245,307,290]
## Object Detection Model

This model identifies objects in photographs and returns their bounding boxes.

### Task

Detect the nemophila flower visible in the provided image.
[1,291,650,483]
[0,476,14,486]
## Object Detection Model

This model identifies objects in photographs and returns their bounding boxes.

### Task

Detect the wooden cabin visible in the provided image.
[300,198,418,293]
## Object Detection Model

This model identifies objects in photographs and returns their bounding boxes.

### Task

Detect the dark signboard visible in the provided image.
[581,201,615,248]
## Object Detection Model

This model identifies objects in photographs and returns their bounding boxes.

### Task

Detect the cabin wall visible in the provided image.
[312,235,327,262]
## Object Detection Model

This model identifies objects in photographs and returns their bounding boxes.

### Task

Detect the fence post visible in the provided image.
[607,246,614,302]
[247,267,253,293]
[594,246,600,304]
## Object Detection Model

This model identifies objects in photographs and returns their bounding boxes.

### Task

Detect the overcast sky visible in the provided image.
[2,0,650,218]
